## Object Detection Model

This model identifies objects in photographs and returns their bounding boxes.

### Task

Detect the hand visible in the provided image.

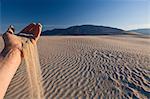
[0,23,42,99]
[2,23,42,51]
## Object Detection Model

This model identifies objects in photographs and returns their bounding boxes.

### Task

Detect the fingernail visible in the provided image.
[9,25,15,33]
[31,23,36,25]
[9,25,14,28]
[37,23,42,27]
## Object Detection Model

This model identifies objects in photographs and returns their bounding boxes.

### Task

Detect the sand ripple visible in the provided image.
[0,36,149,99]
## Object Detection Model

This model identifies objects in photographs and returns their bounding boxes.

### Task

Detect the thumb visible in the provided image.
[7,25,15,34]
[2,25,15,46]
[3,25,15,38]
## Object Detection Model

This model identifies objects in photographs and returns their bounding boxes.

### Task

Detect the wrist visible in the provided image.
[0,47,21,58]
[0,47,22,70]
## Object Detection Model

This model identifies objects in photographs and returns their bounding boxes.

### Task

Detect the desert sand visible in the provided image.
[0,35,149,99]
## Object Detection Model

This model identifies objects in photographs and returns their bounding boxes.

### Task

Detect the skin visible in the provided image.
[0,23,42,99]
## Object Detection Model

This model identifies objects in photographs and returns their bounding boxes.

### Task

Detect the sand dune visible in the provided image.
[0,35,149,99]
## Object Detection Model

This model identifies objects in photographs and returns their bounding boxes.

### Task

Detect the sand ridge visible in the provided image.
[0,36,149,99]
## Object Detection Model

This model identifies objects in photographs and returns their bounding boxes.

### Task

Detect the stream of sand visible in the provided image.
[22,38,44,99]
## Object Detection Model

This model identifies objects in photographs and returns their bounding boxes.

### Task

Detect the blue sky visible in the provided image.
[0,0,150,33]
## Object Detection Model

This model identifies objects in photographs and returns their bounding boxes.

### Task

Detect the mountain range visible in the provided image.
[129,29,150,35]
[42,25,128,36]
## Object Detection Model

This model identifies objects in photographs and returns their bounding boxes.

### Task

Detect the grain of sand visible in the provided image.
[0,35,149,99]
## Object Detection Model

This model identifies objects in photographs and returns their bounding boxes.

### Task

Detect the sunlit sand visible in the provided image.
[0,35,149,99]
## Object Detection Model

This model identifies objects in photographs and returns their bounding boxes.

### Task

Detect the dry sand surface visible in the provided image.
[0,35,150,99]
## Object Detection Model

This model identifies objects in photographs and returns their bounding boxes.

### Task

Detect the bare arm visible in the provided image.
[0,48,21,99]
[0,23,42,99]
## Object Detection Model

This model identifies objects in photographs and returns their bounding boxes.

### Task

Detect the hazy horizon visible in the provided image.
[0,0,150,33]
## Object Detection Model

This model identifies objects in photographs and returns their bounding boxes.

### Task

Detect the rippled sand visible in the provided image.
[0,35,150,99]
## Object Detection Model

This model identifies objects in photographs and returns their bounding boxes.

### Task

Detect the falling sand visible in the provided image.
[21,38,44,99]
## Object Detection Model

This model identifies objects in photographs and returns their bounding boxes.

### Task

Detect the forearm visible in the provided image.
[0,48,21,99]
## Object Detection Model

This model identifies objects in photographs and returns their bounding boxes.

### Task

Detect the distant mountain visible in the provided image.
[129,29,150,35]
[42,25,127,36]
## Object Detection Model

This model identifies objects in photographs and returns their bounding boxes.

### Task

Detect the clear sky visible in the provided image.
[0,0,150,33]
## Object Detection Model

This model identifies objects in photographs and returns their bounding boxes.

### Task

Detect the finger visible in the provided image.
[33,23,42,41]
[7,25,15,34]
[20,23,36,33]
[2,26,15,46]
[3,25,15,39]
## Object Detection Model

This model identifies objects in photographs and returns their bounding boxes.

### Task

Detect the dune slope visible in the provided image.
[0,36,149,99]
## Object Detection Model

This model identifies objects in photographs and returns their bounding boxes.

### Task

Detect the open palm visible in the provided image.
[2,23,42,51]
